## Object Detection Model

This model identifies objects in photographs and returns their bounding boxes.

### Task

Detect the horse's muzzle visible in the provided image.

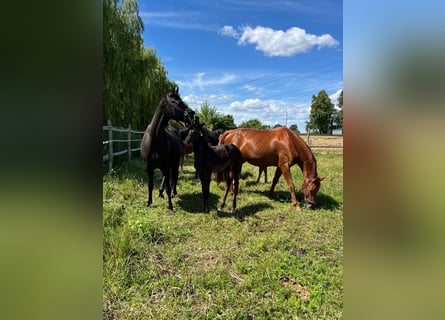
[184,110,196,126]
[304,199,316,209]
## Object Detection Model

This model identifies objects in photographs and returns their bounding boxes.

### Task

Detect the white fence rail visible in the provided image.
[103,120,144,173]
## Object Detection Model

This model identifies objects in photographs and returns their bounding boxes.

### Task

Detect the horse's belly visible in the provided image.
[245,156,277,167]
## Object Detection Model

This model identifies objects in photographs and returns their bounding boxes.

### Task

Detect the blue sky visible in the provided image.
[139,0,343,131]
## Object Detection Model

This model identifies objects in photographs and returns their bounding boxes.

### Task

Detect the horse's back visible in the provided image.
[141,125,182,165]
[220,128,281,162]
[220,127,306,166]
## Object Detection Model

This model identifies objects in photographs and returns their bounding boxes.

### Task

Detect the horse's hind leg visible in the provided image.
[171,164,179,198]
[264,167,268,183]
[269,167,282,200]
[256,166,268,184]
[164,172,175,215]
[159,176,165,198]
[255,167,262,184]
[219,169,231,211]
[231,171,239,213]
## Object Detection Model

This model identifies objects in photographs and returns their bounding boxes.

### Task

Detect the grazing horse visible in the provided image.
[219,127,324,210]
[184,124,242,213]
[140,88,195,214]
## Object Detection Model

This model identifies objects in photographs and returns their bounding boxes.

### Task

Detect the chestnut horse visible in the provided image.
[219,127,324,210]
[141,88,195,214]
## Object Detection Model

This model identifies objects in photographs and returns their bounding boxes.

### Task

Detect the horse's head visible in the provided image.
[302,176,324,209]
[164,87,195,126]
[184,122,204,145]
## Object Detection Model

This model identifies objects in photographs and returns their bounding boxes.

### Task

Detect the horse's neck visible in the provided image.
[149,103,169,139]
[302,158,318,179]
[294,137,318,178]
[194,136,209,154]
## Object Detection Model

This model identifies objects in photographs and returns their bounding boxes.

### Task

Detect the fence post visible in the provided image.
[128,124,132,161]
[108,119,113,173]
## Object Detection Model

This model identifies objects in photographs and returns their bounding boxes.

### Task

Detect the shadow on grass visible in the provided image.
[216,202,273,221]
[254,190,341,211]
[176,192,220,214]
[244,180,270,188]
[240,170,254,181]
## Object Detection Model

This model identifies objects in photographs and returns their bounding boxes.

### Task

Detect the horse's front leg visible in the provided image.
[199,171,211,213]
[280,164,300,211]
[147,169,154,207]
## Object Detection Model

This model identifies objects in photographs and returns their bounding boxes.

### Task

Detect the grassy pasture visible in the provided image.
[103,150,343,319]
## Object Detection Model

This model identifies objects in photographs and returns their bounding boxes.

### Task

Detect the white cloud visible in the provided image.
[183,93,235,109]
[329,88,343,106]
[178,72,237,91]
[226,98,309,126]
[218,26,240,38]
[218,25,339,57]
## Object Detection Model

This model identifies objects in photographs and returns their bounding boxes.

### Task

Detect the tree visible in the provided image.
[103,0,175,129]
[289,124,300,134]
[196,101,237,130]
[196,102,218,130]
[334,90,343,134]
[307,90,335,134]
[239,119,263,129]
[212,114,237,130]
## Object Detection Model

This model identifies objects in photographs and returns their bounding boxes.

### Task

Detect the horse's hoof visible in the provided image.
[168,210,175,215]
[159,194,164,199]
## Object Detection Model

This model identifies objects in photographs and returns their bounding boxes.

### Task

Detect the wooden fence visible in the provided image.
[102,120,145,173]
[102,122,343,173]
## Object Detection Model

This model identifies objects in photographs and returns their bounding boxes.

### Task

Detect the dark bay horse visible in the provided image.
[179,127,225,174]
[184,124,242,213]
[219,127,324,210]
[140,89,195,214]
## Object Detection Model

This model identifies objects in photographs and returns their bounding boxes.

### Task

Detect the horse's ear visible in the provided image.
[174,86,179,94]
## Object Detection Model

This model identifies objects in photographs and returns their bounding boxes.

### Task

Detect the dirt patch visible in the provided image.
[281,276,310,300]
[299,135,343,153]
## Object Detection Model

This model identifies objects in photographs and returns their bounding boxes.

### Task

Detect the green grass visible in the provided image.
[103,153,343,319]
